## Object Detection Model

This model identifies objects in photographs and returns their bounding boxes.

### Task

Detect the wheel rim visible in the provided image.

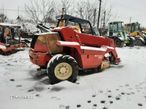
[54,62,73,80]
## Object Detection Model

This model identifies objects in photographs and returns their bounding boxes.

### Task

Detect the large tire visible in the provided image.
[114,38,124,47]
[128,37,135,47]
[135,37,145,46]
[47,54,78,84]
[144,36,146,45]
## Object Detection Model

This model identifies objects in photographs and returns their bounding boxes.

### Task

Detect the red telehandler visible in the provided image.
[29,14,120,84]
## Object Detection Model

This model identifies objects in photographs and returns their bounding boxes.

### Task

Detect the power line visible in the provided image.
[0,8,43,13]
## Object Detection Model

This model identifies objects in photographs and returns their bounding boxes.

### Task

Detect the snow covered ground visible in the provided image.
[0,47,146,109]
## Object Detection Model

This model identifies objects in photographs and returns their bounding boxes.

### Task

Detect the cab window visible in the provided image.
[80,23,92,34]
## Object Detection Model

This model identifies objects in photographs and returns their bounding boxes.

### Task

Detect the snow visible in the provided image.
[35,32,57,36]
[81,46,107,51]
[57,41,80,46]
[20,22,38,33]
[0,45,6,50]
[0,23,21,27]
[0,47,146,109]
[103,46,114,50]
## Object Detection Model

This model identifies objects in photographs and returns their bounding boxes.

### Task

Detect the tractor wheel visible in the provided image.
[114,38,124,47]
[128,37,135,47]
[47,54,78,84]
[135,37,145,46]
[144,36,146,45]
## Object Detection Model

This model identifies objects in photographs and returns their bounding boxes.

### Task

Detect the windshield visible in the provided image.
[109,22,123,32]
[58,19,95,35]
[80,23,92,34]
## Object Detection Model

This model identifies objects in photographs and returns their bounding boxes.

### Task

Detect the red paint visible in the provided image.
[29,27,120,69]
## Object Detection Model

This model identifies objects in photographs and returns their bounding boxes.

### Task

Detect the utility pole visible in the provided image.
[17,7,21,22]
[18,6,19,17]
[129,17,132,23]
[93,8,97,26]
[2,7,4,15]
[79,8,83,19]
[103,11,106,29]
[97,0,102,30]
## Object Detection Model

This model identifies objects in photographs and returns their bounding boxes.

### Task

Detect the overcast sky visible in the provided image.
[109,0,146,27]
[0,0,146,26]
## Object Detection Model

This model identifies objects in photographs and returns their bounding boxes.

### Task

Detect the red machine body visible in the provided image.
[29,14,120,84]
[30,27,119,68]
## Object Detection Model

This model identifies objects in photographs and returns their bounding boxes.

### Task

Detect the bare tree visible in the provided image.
[61,0,72,14]
[54,0,73,16]
[25,0,55,24]
[0,13,8,22]
[76,0,99,26]
[75,0,113,28]
[24,0,113,29]
[96,0,114,35]
[100,1,113,28]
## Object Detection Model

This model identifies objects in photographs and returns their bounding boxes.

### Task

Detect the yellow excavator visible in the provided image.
[124,22,146,46]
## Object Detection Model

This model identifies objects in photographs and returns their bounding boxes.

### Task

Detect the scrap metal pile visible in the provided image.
[0,23,28,55]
